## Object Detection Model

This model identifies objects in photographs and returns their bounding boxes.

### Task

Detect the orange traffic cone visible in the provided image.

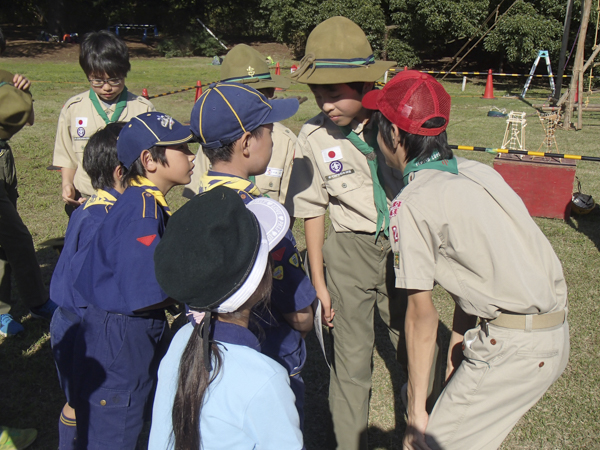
[275,62,281,76]
[194,81,203,102]
[482,69,496,99]
[142,88,149,99]
[404,66,408,72]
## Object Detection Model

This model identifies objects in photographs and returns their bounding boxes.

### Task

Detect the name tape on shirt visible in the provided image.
[265,167,283,178]
[322,146,343,163]
[389,199,402,217]
[76,117,88,127]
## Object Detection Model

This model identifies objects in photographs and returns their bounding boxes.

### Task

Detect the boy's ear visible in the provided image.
[113,165,126,191]
[391,124,400,151]
[239,131,253,158]
[141,149,158,173]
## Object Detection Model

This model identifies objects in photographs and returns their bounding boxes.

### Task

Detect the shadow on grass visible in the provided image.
[568,206,600,251]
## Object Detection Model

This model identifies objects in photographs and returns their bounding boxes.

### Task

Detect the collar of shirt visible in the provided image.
[402,152,459,186]
[211,320,261,352]
[83,187,121,210]
[203,170,261,203]
[129,176,171,214]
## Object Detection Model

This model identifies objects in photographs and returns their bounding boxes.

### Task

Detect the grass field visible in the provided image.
[1,55,599,449]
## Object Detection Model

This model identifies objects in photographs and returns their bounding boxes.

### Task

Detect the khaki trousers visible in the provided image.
[0,144,46,314]
[426,320,570,450]
[323,228,442,450]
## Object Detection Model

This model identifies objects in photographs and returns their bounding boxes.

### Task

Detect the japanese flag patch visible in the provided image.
[322,146,343,163]
[76,117,88,127]
[389,199,402,217]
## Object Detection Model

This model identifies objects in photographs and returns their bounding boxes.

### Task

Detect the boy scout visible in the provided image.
[71,112,194,449]
[363,70,569,450]
[190,82,315,428]
[286,16,442,450]
[53,30,154,212]
[183,44,296,207]
[0,65,57,336]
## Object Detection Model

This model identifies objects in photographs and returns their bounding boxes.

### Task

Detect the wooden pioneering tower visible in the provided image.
[501,111,527,150]
[537,112,560,152]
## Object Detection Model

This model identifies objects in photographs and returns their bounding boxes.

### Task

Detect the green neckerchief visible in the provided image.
[89,87,129,125]
[402,151,458,185]
[340,124,389,239]
[129,176,171,216]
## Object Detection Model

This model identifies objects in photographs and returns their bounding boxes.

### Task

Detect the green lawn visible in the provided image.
[1,56,599,449]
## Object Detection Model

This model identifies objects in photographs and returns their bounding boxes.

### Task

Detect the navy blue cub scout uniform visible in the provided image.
[72,179,171,450]
[50,188,121,406]
[200,171,316,429]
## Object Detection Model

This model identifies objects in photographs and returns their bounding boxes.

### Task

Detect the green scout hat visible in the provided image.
[220,44,291,90]
[292,16,396,85]
[0,81,33,140]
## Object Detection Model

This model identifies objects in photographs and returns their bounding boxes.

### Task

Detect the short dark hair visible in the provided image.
[201,126,264,165]
[83,122,126,190]
[121,145,168,187]
[375,111,453,163]
[79,30,131,78]
[0,27,6,55]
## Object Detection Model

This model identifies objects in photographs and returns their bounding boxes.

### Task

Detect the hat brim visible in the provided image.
[294,60,396,84]
[362,89,383,110]
[263,97,299,125]
[239,74,292,90]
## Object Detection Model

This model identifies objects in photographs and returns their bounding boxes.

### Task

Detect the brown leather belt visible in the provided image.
[488,310,566,331]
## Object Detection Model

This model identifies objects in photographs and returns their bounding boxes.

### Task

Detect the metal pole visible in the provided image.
[554,0,575,102]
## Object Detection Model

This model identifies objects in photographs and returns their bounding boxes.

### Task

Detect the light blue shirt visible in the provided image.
[149,321,303,449]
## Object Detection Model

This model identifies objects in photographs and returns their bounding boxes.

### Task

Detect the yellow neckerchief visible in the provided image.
[129,176,171,215]
[201,171,261,199]
[83,189,118,210]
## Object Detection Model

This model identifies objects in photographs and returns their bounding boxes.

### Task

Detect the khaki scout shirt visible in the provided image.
[389,158,567,319]
[183,122,296,204]
[285,112,404,233]
[53,90,154,196]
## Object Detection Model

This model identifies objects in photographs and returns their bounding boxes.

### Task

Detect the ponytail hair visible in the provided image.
[171,261,273,449]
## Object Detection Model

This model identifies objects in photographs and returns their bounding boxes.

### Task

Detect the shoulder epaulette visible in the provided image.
[63,94,84,109]
[141,191,158,219]
[302,113,326,138]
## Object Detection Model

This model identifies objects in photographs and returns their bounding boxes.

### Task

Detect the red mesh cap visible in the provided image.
[363,70,451,136]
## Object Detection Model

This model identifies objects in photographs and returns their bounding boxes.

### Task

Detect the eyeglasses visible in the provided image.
[88,78,124,88]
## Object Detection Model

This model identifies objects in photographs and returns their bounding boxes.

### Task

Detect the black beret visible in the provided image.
[154,186,260,310]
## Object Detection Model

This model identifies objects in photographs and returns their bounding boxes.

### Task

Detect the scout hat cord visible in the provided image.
[89,87,129,125]
[340,124,389,240]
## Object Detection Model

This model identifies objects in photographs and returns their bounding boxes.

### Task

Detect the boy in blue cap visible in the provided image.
[50,122,126,449]
[71,112,195,449]
[190,82,315,429]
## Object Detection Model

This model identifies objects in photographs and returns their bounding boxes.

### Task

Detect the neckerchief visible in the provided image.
[129,177,171,215]
[340,124,389,239]
[89,87,128,125]
[201,170,261,204]
[83,188,119,210]
[402,151,458,186]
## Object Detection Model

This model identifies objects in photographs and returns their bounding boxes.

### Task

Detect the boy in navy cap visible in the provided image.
[190,82,315,429]
[50,122,127,449]
[71,112,195,449]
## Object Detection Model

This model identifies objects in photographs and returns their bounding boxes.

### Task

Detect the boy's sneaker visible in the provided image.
[0,315,24,337]
[0,426,37,450]
[29,299,58,321]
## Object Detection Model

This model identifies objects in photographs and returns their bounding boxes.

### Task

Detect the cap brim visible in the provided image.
[362,89,383,110]
[263,97,299,125]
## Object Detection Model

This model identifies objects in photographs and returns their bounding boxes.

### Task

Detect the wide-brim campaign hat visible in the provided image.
[190,82,299,149]
[220,44,291,90]
[154,186,289,313]
[362,70,451,136]
[117,111,194,168]
[0,81,33,140]
[292,16,396,85]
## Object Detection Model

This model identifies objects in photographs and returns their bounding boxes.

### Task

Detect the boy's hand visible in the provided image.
[317,286,335,328]
[62,183,86,208]
[403,411,431,450]
[12,74,31,91]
